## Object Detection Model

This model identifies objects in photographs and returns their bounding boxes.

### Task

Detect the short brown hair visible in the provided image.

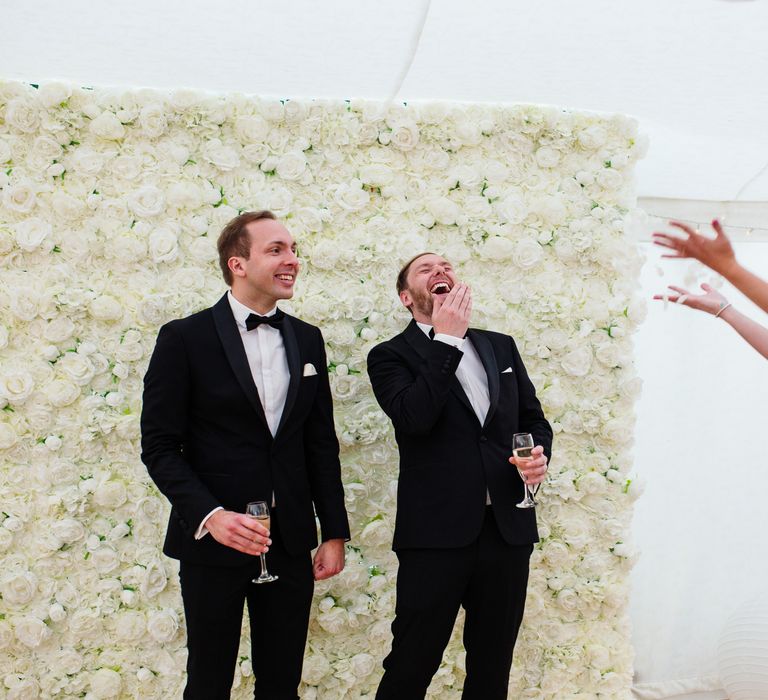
[396,252,438,294]
[216,210,276,285]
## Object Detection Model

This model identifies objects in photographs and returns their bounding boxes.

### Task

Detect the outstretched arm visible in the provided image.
[654,283,768,359]
[653,220,768,315]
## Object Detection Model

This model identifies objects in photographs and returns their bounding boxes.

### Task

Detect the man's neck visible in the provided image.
[230,288,278,315]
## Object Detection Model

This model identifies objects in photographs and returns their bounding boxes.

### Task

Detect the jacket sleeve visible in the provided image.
[510,336,553,462]
[302,329,350,542]
[367,338,463,436]
[140,322,220,535]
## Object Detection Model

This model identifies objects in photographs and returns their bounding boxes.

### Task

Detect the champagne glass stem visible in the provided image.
[259,553,269,577]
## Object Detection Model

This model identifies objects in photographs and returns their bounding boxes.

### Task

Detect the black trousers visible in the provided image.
[178,512,314,700]
[376,508,533,700]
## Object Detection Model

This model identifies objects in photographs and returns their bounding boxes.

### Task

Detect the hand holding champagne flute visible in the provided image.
[512,433,537,508]
[246,501,278,584]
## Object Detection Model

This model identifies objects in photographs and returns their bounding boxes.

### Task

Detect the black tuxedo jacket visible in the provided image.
[141,293,350,566]
[367,320,552,550]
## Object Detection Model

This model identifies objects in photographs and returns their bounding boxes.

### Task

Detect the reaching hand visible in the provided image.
[432,283,472,338]
[652,219,737,277]
[653,283,729,317]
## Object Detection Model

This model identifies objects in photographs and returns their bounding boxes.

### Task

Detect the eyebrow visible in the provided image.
[266,240,296,247]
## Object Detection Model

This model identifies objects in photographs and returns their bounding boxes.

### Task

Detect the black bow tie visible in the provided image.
[245,308,285,331]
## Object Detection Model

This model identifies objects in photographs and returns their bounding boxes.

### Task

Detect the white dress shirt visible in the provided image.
[417,322,492,504]
[195,292,290,539]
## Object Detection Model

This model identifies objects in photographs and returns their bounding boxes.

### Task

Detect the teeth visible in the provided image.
[277,274,294,280]
[430,282,450,294]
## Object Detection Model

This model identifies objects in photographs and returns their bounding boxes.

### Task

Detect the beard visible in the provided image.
[408,286,435,319]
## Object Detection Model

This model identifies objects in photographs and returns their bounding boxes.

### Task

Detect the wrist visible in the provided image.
[714,301,732,319]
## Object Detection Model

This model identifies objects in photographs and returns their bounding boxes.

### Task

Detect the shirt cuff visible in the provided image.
[195,506,223,540]
[433,333,465,350]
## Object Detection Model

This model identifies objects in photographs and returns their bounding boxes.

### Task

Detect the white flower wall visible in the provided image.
[0,79,646,699]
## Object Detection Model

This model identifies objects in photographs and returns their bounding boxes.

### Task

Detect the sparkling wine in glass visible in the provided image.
[246,501,278,584]
[512,432,537,509]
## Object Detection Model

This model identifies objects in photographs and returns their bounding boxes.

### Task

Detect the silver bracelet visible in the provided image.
[714,302,732,318]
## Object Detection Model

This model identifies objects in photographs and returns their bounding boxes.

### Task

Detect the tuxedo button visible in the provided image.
[480,435,487,443]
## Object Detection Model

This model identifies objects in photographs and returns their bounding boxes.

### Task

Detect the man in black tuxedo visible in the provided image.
[368,253,552,700]
[141,210,350,700]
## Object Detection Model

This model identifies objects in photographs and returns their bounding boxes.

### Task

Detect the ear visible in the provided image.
[228,256,246,278]
[399,290,413,310]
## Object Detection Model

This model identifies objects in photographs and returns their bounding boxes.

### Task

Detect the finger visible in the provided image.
[669,221,698,237]
[701,283,713,292]
[711,219,726,238]
[667,285,691,295]
[651,234,684,249]
[653,294,679,301]
[242,520,270,537]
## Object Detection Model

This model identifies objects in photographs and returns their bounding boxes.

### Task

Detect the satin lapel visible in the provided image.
[275,315,301,437]
[468,329,500,427]
[403,320,475,418]
[211,294,270,431]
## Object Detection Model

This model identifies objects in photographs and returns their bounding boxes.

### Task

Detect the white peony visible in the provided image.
[14,218,52,252]
[89,668,122,699]
[90,111,126,140]
[146,609,179,642]
[14,616,51,647]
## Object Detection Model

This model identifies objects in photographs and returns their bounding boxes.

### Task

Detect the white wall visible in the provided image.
[632,239,768,697]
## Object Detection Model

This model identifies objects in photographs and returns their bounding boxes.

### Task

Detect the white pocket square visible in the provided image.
[501,367,514,374]
[303,363,318,377]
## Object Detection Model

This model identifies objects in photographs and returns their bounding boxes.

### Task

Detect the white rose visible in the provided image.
[51,518,85,544]
[44,379,80,407]
[6,99,40,133]
[561,346,593,377]
[166,181,204,210]
[334,181,369,211]
[535,145,561,168]
[6,677,41,700]
[14,218,52,252]
[301,653,331,685]
[349,652,376,678]
[202,139,240,170]
[359,163,393,187]
[463,195,492,219]
[316,606,347,634]
[389,121,419,151]
[0,325,8,349]
[115,610,146,641]
[70,147,108,176]
[513,238,543,270]
[48,602,66,622]
[93,480,127,509]
[0,139,12,163]
[138,104,168,137]
[426,197,460,226]
[128,185,165,218]
[89,295,123,322]
[147,609,179,642]
[14,616,51,647]
[1,570,37,606]
[360,518,392,547]
[51,190,85,220]
[112,155,142,180]
[140,561,168,598]
[91,546,120,574]
[0,528,13,551]
[57,353,96,386]
[0,620,12,649]
[89,668,122,699]
[479,236,515,260]
[534,194,567,224]
[43,318,75,343]
[578,124,608,149]
[3,182,37,213]
[90,111,126,140]
[136,667,154,683]
[0,424,18,450]
[235,115,269,143]
[148,226,179,262]
[496,194,528,224]
[276,151,308,181]
[0,370,35,405]
[37,82,72,108]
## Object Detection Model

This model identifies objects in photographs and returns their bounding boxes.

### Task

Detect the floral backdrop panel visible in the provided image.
[0,79,646,699]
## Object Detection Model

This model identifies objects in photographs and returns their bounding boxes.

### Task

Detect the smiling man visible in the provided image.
[141,211,350,699]
[367,252,553,700]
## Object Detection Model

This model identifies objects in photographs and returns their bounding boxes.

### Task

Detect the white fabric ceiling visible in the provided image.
[2,0,768,201]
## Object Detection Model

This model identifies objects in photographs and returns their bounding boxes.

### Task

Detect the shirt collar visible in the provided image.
[228,291,277,329]
[416,321,433,338]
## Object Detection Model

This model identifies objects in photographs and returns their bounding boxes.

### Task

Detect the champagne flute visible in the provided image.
[246,501,278,584]
[512,432,537,509]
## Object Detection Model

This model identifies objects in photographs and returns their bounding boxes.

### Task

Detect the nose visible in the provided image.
[285,248,299,266]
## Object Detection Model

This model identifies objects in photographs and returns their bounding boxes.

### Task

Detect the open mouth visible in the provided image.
[430,281,451,295]
[276,274,295,283]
